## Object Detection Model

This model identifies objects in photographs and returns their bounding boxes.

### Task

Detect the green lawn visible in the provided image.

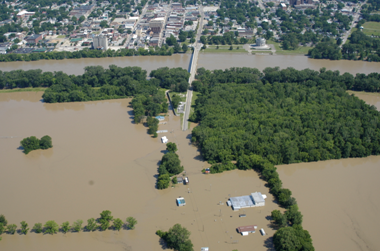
[0,87,47,93]
[266,40,313,55]
[202,45,247,53]
[361,22,380,37]
[57,35,66,38]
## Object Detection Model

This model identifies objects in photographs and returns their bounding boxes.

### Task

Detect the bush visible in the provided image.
[44,221,59,234]
[20,135,53,154]
[7,224,17,234]
[0,215,7,226]
[32,223,43,233]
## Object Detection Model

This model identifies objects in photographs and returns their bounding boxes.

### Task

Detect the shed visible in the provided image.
[176,197,186,206]
[177,177,183,183]
[237,225,257,235]
[161,136,168,143]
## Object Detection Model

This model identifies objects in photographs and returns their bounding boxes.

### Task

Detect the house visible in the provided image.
[177,177,183,183]
[237,225,257,236]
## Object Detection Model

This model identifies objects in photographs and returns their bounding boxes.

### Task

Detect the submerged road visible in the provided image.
[182,6,204,131]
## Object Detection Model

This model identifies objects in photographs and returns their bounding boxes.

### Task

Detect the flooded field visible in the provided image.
[0,92,280,251]
[277,91,380,251]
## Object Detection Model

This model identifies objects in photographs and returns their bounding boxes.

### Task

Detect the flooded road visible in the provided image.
[0,54,191,75]
[198,53,380,75]
[277,91,380,251]
[0,92,280,251]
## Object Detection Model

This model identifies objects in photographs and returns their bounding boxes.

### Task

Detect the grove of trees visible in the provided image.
[156,224,194,251]
[157,150,184,189]
[20,135,53,154]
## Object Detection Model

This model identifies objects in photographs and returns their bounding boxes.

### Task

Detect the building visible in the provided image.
[237,225,257,236]
[280,3,287,9]
[25,34,43,44]
[92,35,108,50]
[228,192,266,211]
[17,10,35,19]
[149,18,164,33]
[256,37,266,47]
[161,136,168,143]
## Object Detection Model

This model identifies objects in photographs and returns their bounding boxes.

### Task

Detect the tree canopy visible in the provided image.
[20,135,52,154]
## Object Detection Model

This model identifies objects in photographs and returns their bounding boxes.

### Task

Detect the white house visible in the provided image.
[161,136,168,143]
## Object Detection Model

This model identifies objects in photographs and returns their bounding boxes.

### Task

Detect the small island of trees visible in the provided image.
[20,135,52,154]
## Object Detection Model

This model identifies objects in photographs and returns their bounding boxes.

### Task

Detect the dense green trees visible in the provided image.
[20,135,53,154]
[7,224,17,234]
[131,92,167,124]
[72,220,83,232]
[157,151,184,189]
[113,218,123,231]
[86,218,97,232]
[166,142,178,153]
[0,215,7,226]
[171,94,182,108]
[149,67,190,92]
[273,225,314,251]
[308,40,342,60]
[0,47,175,63]
[32,223,43,233]
[156,224,194,251]
[61,221,70,233]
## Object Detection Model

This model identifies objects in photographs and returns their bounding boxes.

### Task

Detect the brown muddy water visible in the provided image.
[277,91,380,251]
[0,92,280,251]
[0,54,191,75]
[198,53,380,75]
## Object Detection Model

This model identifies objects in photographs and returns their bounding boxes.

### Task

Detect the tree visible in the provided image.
[99,210,113,231]
[285,205,303,226]
[164,224,194,251]
[166,142,178,153]
[79,16,85,23]
[171,94,181,108]
[271,210,287,228]
[72,220,83,232]
[126,217,137,230]
[86,218,97,231]
[0,223,4,235]
[61,221,70,233]
[39,135,52,149]
[32,223,43,233]
[273,227,301,251]
[0,215,7,226]
[113,218,123,231]
[44,220,59,234]
[7,224,17,234]
[157,174,170,189]
[20,221,29,235]
[182,44,188,53]
[100,20,108,28]
[20,136,40,154]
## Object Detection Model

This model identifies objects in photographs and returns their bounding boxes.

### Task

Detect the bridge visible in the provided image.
[182,6,204,131]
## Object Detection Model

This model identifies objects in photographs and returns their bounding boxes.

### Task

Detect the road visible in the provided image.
[340,5,364,48]
[182,6,204,131]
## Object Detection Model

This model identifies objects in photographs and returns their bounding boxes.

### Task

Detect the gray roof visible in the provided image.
[229,195,254,209]
[251,192,265,204]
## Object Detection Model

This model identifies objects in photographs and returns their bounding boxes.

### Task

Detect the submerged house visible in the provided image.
[176,196,186,206]
[228,192,266,211]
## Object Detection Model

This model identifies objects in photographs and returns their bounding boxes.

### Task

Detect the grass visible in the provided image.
[361,22,380,37]
[202,45,248,53]
[168,91,186,103]
[266,40,313,55]
[0,87,47,93]
[57,35,66,38]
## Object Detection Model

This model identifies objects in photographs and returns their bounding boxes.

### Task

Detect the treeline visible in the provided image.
[194,67,380,93]
[157,143,183,189]
[0,212,137,237]
[131,93,167,123]
[0,47,175,63]
[150,67,190,92]
[20,135,52,154]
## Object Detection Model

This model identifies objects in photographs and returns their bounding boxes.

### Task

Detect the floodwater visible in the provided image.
[198,53,380,75]
[0,54,191,75]
[277,92,380,251]
[1,53,380,76]
[0,92,280,251]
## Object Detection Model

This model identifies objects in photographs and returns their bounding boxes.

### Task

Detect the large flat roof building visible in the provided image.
[229,192,266,211]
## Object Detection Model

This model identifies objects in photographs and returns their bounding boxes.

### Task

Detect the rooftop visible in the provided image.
[237,225,257,233]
